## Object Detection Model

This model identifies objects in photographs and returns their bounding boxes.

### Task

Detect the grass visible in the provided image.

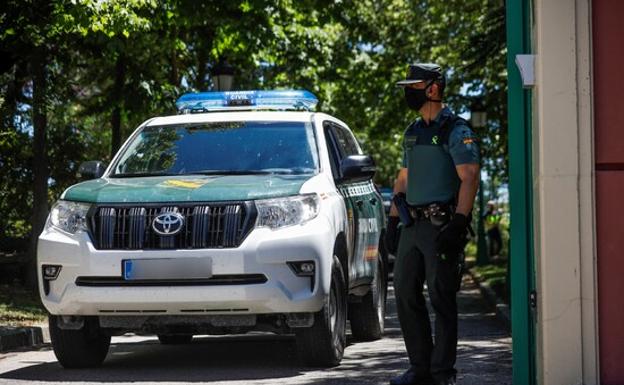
[0,284,47,326]
[471,263,510,304]
[465,242,510,303]
[472,264,508,287]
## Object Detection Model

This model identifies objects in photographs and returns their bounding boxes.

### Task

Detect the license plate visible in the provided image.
[123,258,212,280]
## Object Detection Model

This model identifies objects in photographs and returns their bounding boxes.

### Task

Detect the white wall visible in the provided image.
[532,0,598,384]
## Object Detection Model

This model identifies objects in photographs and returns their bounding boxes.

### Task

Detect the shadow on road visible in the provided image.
[0,279,511,385]
[0,334,306,382]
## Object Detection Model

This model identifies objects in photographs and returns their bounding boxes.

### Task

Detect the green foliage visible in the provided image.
[0,0,507,254]
[0,284,47,325]
[472,262,509,303]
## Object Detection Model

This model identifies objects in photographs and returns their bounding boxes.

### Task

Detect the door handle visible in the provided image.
[369,198,377,205]
[355,199,364,208]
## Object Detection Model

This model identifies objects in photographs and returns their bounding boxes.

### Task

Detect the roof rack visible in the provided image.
[176,90,318,114]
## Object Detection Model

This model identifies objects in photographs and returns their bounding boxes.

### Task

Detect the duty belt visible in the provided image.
[408,202,455,220]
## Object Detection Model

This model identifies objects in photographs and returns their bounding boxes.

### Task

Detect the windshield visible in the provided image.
[111,121,319,177]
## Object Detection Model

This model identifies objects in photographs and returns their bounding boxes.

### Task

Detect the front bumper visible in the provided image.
[38,215,334,316]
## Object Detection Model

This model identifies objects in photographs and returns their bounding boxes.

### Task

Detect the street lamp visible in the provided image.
[470,101,487,129]
[470,101,489,266]
[212,59,235,91]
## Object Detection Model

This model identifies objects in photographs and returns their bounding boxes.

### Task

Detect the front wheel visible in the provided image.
[295,255,347,367]
[349,256,387,341]
[49,315,111,368]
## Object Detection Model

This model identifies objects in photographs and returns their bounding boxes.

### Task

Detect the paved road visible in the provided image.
[0,276,511,385]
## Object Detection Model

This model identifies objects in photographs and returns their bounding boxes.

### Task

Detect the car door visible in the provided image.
[324,121,379,285]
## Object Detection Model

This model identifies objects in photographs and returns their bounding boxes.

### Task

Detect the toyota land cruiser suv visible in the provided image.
[38,90,388,368]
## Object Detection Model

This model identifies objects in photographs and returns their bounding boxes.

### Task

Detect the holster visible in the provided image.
[392,193,414,227]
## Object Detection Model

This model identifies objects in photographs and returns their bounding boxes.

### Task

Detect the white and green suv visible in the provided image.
[38,90,388,368]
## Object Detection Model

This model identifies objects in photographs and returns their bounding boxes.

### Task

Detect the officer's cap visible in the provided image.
[396,63,445,87]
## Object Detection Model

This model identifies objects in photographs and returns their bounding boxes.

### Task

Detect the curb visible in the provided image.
[0,325,50,352]
[467,268,511,332]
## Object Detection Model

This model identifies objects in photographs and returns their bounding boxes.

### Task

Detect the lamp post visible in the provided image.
[211,59,234,91]
[470,101,489,266]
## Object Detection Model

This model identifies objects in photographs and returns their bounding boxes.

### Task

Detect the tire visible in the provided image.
[349,256,388,341]
[295,255,347,367]
[49,315,111,368]
[157,334,193,345]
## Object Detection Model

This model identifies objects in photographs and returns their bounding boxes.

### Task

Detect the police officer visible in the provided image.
[386,63,480,385]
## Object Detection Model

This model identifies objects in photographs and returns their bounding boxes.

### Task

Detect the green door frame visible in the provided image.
[506,1,537,385]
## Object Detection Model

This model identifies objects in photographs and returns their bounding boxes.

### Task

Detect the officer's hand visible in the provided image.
[385,216,401,255]
[437,213,468,256]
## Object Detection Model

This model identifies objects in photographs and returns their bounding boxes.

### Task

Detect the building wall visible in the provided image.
[592,0,624,383]
[533,0,598,384]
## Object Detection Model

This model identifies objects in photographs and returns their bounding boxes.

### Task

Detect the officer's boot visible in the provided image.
[389,366,435,385]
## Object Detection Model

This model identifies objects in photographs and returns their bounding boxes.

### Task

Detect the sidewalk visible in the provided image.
[454,274,512,384]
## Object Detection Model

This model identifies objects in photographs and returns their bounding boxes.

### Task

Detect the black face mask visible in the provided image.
[404,81,442,111]
[404,87,428,111]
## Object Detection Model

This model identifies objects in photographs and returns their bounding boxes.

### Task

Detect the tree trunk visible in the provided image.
[110,54,125,159]
[196,47,207,91]
[170,26,179,86]
[25,49,50,288]
[1,67,17,131]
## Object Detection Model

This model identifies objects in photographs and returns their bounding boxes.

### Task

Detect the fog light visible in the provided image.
[287,261,315,277]
[300,262,315,274]
[42,265,62,280]
[287,261,316,291]
[42,265,61,296]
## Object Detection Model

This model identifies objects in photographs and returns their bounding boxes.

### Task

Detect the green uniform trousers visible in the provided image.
[393,218,460,382]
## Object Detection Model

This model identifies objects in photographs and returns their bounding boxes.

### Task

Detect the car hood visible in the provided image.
[61,174,313,203]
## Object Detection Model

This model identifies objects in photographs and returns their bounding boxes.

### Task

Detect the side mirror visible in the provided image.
[77,161,107,180]
[339,155,376,183]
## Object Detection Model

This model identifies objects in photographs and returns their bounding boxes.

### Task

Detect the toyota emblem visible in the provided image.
[152,212,185,236]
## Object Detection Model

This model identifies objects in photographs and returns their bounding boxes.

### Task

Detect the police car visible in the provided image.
[38,90,388,368]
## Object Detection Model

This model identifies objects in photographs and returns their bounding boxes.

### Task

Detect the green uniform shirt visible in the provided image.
[402,107,479,206]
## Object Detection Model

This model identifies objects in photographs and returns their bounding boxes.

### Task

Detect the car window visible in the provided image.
[323,122,342,180]
[112,121,319,176]
[332,124,361,157]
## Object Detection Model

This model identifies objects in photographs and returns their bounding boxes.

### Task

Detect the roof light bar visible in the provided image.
[176,90,318,114]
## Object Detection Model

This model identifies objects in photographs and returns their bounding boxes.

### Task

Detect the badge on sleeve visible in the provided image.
[461,132,478,146]
[463,137,475,145]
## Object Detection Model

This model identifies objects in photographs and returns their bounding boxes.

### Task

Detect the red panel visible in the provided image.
[594,1,624,381]
[593,0,624,164]
[596,171,624,385]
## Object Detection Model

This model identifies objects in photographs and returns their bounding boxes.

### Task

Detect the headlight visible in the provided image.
[256,194,320,229]
[48,200,91,234]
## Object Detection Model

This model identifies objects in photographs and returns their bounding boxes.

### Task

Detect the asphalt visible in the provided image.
[0,274,511,385]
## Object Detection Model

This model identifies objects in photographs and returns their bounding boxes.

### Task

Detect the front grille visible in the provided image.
[89,202,256,250]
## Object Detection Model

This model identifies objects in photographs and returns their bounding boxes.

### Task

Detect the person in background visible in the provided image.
[484,200,502,258]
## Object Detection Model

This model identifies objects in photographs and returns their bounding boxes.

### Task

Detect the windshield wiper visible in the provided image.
[184,170,276,176]
[255,168,315,175]
[185,168,315,176]
[109,172,178,178]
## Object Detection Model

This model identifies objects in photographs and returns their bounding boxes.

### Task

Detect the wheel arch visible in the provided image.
[333,232,349,286]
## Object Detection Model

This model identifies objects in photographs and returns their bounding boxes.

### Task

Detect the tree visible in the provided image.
[1,0,510,286]
[0,0,158,285]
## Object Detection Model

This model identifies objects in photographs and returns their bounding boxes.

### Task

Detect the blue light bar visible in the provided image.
[176,90,318,113]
